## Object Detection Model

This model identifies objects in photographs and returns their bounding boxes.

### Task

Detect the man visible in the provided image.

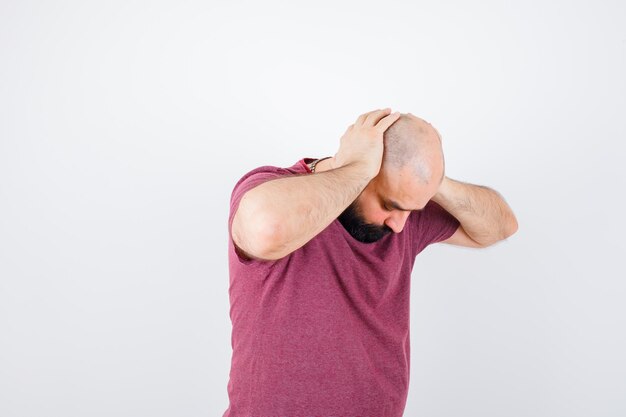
[222,109,518,417]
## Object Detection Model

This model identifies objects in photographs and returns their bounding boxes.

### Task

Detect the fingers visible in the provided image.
[356,108,388,125]
[354,108,401,131]
[365,108,394,126]
[375,111,401,132]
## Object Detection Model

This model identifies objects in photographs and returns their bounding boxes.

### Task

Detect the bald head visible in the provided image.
[381,113,444,185]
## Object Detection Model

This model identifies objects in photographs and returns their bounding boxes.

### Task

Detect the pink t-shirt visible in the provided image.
[223,158,460,417]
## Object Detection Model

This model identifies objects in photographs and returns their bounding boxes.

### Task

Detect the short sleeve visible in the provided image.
[409,200,460,256]
[228,166,290,264]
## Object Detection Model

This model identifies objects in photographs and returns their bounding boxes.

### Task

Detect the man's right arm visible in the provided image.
[231,163,372,261]
[231,108,400,261]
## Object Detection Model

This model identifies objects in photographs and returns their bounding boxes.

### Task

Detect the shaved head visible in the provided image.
[381,113,444,186]
[334,112,447,242]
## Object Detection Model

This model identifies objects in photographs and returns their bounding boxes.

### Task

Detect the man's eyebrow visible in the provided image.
[388,199,423,212]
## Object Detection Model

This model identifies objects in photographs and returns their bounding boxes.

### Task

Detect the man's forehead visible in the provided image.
[377,174,423,206]
[379,166,422,188]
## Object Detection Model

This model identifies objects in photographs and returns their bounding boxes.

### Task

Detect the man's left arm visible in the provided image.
[431,177,518,248]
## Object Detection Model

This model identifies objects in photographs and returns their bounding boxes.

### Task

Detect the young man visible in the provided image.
[223,109,518,417]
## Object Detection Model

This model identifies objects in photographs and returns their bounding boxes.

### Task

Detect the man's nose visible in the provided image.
[385,211,411,233]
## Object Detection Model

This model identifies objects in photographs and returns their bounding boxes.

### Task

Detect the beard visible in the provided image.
[337,200,393,243]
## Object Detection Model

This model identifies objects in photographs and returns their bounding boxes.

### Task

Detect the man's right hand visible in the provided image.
[332,108,401,180]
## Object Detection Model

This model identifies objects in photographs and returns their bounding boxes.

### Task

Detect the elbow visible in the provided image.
[506,215,519,238]
[495,216,518,244]
[481,217,519,248]
[249,219,282,261]
[255,219,288,260]
[232,196,286,261]
[233,217,285,261]
[245,214,287,261]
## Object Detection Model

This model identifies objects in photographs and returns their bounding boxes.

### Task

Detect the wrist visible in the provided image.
[311,157,335,174]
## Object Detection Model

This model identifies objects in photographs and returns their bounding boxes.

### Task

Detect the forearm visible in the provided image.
[431,177,518,246]
[241,164,372,259]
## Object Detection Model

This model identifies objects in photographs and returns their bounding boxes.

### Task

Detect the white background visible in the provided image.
[1,1,625,416]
